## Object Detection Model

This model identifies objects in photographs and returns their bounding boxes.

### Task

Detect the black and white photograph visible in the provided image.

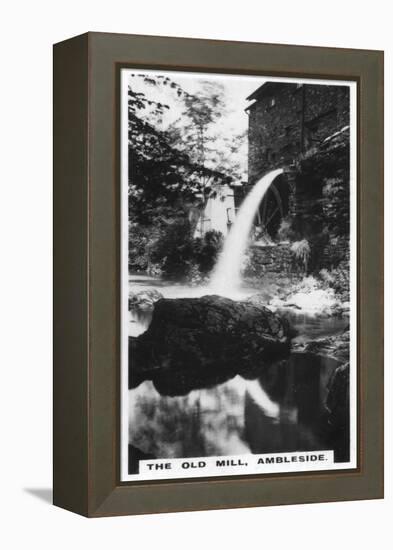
[120,69,357,482]
[1,0,389,537]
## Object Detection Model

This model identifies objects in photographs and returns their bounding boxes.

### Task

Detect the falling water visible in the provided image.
[210,168,284,295]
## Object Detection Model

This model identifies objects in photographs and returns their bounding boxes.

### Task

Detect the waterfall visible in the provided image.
[210,168,284,295]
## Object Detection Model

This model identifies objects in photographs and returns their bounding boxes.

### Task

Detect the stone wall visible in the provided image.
[247,82,349,184]
[248,83,303,182]
[246,237,349,279]
[245,233,350,279]
[245,244,295,276]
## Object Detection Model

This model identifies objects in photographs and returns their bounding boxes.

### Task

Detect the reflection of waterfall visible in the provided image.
[244,379,279,419]
[129,375,281,459]
[210,168,284,294]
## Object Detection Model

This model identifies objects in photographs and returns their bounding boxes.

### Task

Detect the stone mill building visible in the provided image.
[247,81,349,182]
[237,81,351,276]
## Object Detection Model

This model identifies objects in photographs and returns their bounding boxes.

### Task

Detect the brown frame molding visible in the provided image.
[53,32,384,517]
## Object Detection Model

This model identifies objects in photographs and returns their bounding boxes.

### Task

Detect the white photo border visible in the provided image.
[120,69,357,482]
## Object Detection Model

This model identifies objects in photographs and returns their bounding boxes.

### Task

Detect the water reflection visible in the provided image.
[128,276,350,473]
[128,352,342,468]
[281,309,348,343]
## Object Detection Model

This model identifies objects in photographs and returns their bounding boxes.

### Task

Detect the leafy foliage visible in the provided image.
[319,263,350,302]
[127,73,240,280]
[290,239,311,272]
[167,82,246,190]
[322,177,350,236]
[146,221,224,282]
[149,218,196,280]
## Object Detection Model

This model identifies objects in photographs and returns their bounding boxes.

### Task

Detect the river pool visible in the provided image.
[127,274,349,471]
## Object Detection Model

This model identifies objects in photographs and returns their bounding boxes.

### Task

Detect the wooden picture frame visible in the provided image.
[53,32,383,517]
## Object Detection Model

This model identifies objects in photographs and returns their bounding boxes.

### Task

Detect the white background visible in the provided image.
[0,1,390,548]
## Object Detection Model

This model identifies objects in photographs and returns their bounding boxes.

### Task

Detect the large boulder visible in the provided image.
[129,295,292,387]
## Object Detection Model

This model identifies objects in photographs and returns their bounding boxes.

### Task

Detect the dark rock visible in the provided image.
[129,295,292,387]
[324,362,350,461]
[128,444,156,475]
[128,289,163,313]
[326,362,349,414]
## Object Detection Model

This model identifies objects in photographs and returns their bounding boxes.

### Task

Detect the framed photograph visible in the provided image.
[53,32,383,516]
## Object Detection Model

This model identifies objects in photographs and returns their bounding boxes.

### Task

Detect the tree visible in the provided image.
[127,74,244,278]
[165,82,248,233]
[128,75,228,226]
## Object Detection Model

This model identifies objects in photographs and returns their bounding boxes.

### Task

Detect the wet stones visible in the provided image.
[295,326,350,363]
[129,289,163,314]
